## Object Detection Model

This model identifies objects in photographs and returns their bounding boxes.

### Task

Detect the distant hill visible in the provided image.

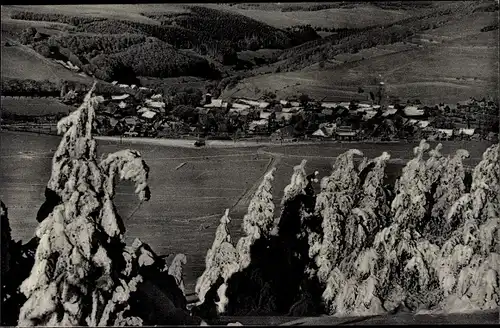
[223,1,499,105]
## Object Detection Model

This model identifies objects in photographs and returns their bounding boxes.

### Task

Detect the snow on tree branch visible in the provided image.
[17,84,150,326]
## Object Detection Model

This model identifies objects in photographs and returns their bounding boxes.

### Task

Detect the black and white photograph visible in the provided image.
[1,1,499,326]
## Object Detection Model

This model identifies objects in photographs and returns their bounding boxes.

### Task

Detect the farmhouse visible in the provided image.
[238,99,270,109]
[403,106,425,117]
[321,102,338,109]
[231,103,252,111]
[204,99,224,108]
[437,128,454,140]
[249,119,268,132]
[112,94,130,101]
[382,108,398,117]
[260,111,273,120]
[145,100,166,109]
[458,128,475,136]
[312,128,328,138]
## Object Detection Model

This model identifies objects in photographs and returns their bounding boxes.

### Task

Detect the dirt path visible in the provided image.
[230,148,282,211]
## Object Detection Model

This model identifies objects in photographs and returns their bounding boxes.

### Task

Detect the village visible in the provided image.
[3,81,499,144]
[71,80,497,144]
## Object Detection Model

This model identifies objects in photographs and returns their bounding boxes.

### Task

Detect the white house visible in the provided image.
[362,110,377,121]
[141,111,157,120]
[290,101,300,107]
[403,106,425,117]
[139,87,149,91]
[280,100,289,106]
[118,101,128,109]
[458,128,475,136]
[321,102,338,109]
[239,99,270,109]
[151,94,163,100]
[145,100,166,109]
[204,99,223,108]
[118,84,129,88]
[231,103,252,110]
[358,103,372,108]
[312,128,327,138]
[137,107,149,114]
[112,94,130,101]
[260,111,272,120]
[438,128,454,138]
[112,81,118,85]
[249,119,268,131]
[382,108,398,117]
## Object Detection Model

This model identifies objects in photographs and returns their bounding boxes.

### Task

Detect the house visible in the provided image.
[458,128,475,136]
[118,101,128,109]
[321,109,333,117]
[312,123,335,139]
[124,116,139,126]
[231,103,252,111]
[109,117,119,128]
[339,102,351,108]
[290,101,300,107]
[362,110,377,121]
[280,100,289,106]
[112,81,118,85]
[118,84,129,88]
[141,111,157,120]
[417,120,430,128]
[335,125,357,140]
[272,125,297,141]
[275,112,294,123]
[112,94,130,101]
[145,100,166,109]
[312,128,328,138]
[137,107,149,114]
[139,87,149,91]
[260,111,272,120]
[358,103,372,109]
[151,94,163,100]
[131,84,137,89]
[437,128,454,140]
[336,131,357,140]
[239,99,270,109]
[321,102,338,109]
[382,108,398,117]
[204,99,223,108]
[403,106,425,117]
[249,119,268,132]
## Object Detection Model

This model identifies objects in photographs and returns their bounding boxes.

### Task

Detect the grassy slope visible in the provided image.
[1,44,92,84]
[223,10,499,105]
[1,97,75,116]
[201,3,413,29]
[0,131,493,293]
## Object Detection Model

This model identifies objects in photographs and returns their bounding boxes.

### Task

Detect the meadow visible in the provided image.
[1,97,75,116]
[0,131,493,293]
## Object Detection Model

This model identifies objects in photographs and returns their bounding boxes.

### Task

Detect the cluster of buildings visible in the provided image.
[88,88,494,142]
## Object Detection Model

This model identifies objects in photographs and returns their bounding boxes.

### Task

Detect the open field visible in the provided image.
[1,5,188,25]
[224,8,498,104]
[0,131,494,293]
[202,3,412,29]
[1,97,75,116]
[226,36,498,104]
[0,44,92,83]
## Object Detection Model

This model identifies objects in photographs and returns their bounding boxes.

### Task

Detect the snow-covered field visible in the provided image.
[0,131,495,295]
